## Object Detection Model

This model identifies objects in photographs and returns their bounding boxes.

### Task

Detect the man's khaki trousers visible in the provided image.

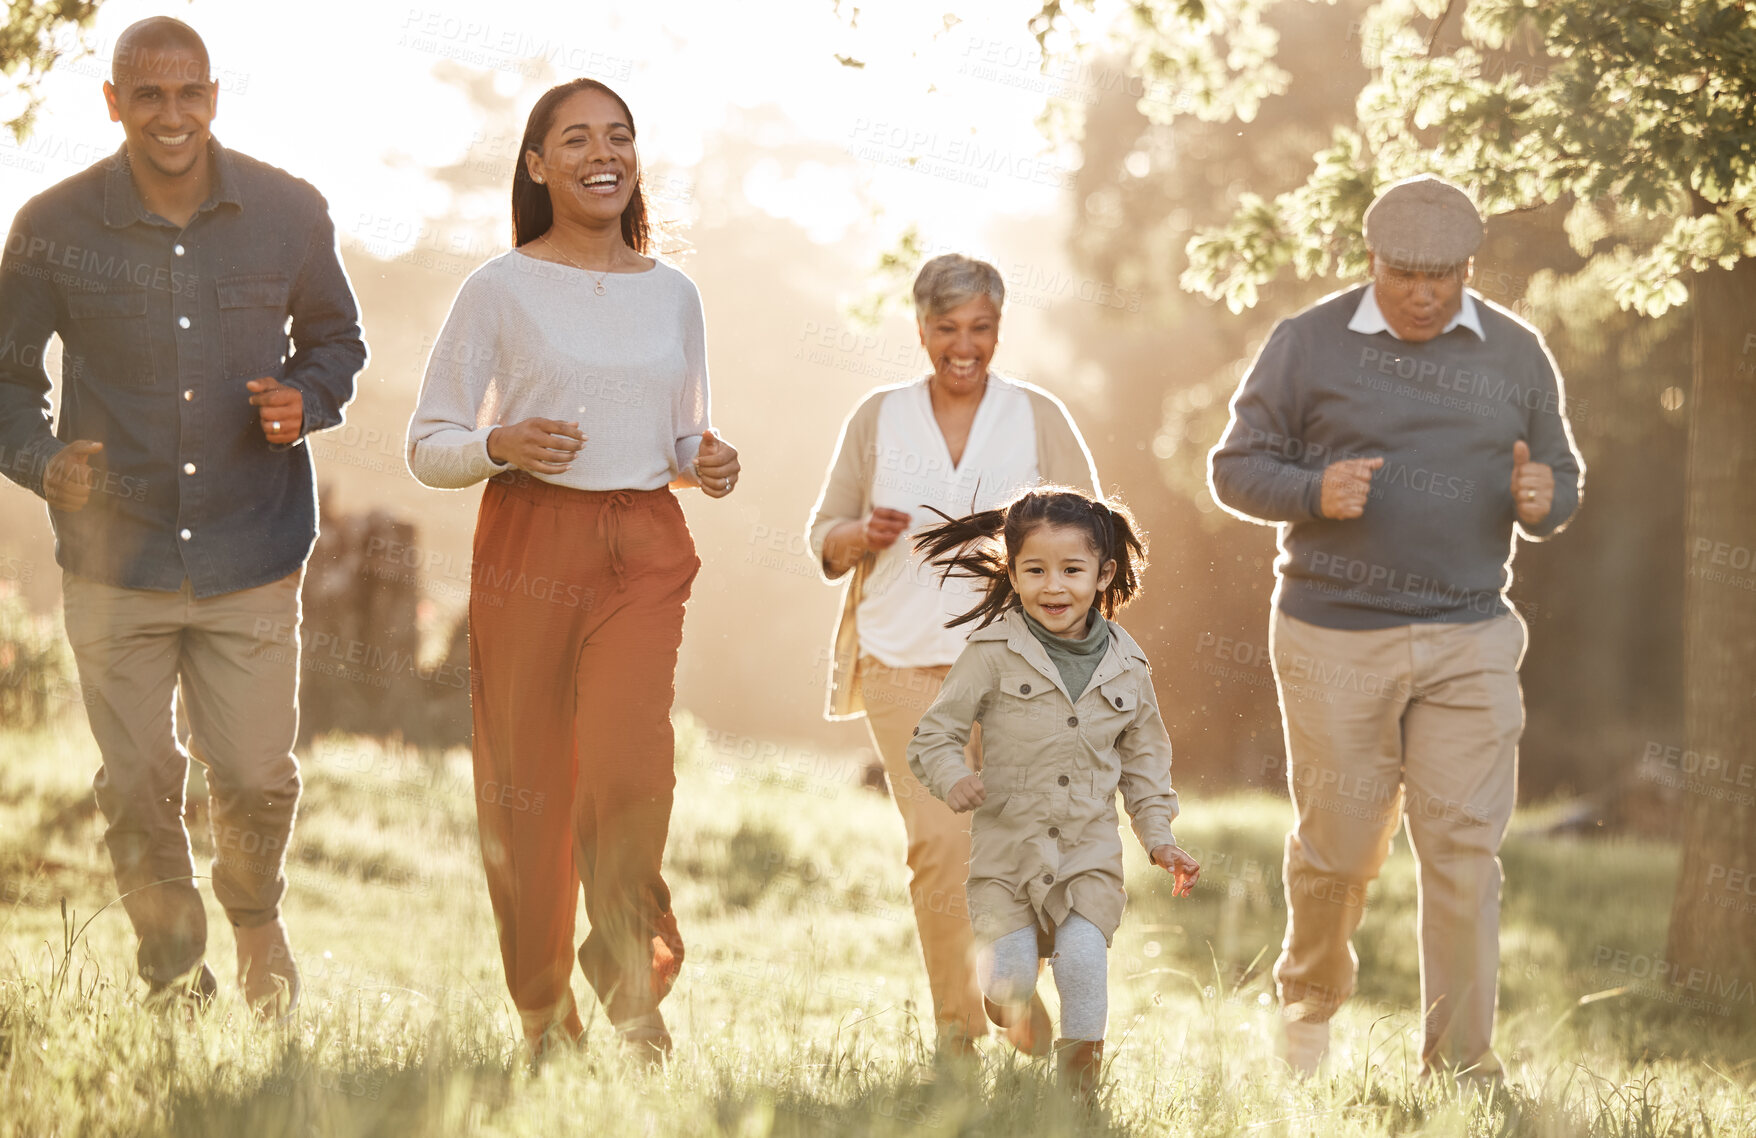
[62,571,303,987]
[1270,609,1525,1073]
[858,656,988,1046]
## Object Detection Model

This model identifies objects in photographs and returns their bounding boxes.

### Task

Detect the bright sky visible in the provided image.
[0,0,1094,258]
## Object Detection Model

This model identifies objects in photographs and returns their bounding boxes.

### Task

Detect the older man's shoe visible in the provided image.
[234,918,300,1020]
[1282,1018,1330,1077]
[144,962,218,1015]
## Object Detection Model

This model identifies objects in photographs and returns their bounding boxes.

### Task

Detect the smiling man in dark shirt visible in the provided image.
[0,17,366,1015]
[1209,176,1583,1080]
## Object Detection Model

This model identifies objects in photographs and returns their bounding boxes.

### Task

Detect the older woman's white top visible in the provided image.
[859,376,1061,668]
[406,251,709,490]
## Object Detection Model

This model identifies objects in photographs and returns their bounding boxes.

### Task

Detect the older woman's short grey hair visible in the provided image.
[912,254,1005,325]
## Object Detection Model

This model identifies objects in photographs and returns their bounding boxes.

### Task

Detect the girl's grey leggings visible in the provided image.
[978,912,1107,1041]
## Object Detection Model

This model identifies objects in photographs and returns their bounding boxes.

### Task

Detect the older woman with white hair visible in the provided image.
[806,253,1100,1057]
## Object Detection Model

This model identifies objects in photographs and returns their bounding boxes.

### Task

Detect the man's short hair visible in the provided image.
[912,254,1005,325]
[1363,175,1483,272]
[111,17,210,88]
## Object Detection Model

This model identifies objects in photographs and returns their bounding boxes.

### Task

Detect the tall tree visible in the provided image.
[1,1,105,140]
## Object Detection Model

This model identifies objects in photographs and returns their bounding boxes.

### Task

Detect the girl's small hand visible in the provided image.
[1152,844,1201,897]
[947,774,986,813]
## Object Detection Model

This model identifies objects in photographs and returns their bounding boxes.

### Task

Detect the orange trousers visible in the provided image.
[468,473,699,1040]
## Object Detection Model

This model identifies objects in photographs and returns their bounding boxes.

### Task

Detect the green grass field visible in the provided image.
[1,714,1751,1137]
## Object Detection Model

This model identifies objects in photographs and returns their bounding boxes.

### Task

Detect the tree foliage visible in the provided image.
[1168,0,1756,315]
[1,0,104,141]
[1030,0,1304,129]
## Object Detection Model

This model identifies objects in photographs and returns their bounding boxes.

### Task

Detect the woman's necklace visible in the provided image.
[542,235,611,296]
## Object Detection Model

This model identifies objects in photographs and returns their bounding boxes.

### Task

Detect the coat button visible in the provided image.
[1067,716,1078,727]
[1042,873,1054,885]
[1048,826,1060,838]
[1020,683,1031,694]
[1057,775,1069,787]
[1114,696,1124,708]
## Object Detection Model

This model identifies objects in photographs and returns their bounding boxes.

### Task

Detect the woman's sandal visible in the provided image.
[614,1011,673,1064]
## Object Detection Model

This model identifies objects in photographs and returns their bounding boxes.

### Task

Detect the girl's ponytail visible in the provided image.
[1092,498,1147,617]
[913,506,1015,628]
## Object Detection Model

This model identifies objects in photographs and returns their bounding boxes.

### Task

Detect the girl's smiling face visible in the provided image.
[1008,523,1116,639]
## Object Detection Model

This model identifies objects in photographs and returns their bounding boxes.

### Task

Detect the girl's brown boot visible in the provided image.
[1055,1038,1103,1099]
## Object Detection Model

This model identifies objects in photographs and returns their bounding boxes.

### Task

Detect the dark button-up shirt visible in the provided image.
[0,141,366,597]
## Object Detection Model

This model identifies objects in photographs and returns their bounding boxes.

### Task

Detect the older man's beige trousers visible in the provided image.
[1270,609,1525,1074]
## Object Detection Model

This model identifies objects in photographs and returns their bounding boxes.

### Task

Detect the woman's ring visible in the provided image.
[271,421,281,432]
[1524,490,1535,500]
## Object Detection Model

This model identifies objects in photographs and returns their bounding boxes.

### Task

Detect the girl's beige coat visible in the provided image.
[908,609,1179,944]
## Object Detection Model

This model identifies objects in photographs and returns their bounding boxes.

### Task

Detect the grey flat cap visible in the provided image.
[1363,175,1483,269]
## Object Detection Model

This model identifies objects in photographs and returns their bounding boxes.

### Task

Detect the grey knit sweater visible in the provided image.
[1209,285,1584,630]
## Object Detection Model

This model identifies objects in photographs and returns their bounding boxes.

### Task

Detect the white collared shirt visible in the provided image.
[1348,285,1486,341]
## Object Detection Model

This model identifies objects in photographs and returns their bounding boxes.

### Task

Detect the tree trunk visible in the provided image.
[1662,251,1756,1017]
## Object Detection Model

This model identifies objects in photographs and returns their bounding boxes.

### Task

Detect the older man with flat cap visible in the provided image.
[1208,175,1583,1078]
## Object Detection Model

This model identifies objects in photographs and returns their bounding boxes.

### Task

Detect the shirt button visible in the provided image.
[1048,826,1060,838]
[1020,683,1031,694]
[1057,775,1070,787]
[182,463,196,475]
[1041,873,1054,885]
[182,389,194,401]
[1067,716,1079,727]
[179,528,192,541]
[173,244,186,256]
[177,316,191,329]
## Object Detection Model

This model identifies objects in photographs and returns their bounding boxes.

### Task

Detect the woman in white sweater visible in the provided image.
[406,78,739,1061]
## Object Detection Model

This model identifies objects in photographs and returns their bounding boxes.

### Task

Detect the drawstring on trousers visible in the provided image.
[597,490,636,588]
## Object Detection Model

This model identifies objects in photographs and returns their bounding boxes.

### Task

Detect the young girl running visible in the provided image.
[906,487,1199,1095]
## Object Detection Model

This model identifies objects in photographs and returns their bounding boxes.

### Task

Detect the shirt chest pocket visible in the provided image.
[1092,679,1139,745]
[217,273,292,380]
[64,288,154,387]
[992,668,1069,743]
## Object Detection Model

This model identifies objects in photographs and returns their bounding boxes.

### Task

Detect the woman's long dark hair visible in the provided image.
[913,486,1148,630]
[511,78,650,253]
